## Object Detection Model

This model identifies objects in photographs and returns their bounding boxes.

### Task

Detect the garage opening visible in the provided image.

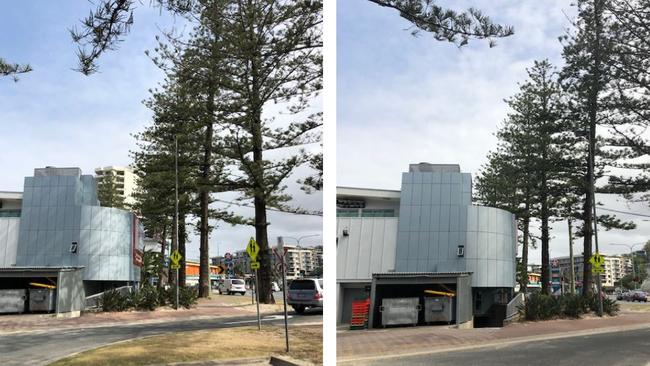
[369,272,473,329]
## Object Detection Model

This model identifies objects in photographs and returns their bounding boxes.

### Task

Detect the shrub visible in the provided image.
[519,293,561,321]
[100,289,129,312]
[132,285,159,311]
[585,294,620,316]
[179,286,199,309]
[559,293,587,318]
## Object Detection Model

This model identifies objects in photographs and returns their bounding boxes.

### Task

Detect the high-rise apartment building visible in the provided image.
[94,166,138,205]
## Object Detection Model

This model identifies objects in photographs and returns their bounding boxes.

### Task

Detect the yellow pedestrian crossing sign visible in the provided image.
[246,237,260,261]
[170,250,182,265]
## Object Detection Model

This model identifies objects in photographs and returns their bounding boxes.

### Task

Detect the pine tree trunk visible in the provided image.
[199,89,215,298]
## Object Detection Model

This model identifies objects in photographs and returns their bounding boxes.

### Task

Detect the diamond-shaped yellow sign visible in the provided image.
[246,237,260,261]
[170,250,182,265]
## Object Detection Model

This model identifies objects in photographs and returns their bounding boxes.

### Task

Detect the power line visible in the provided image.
[598,206,650,218]
[214,198,323,217]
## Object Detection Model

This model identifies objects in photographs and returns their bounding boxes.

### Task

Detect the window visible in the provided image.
[361,209,395,217]
[290,279,316,290]
[337,209,359,217]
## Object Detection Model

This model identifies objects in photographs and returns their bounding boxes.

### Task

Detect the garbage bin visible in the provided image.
[380,297,420,327]
[0,289,27,314]
[29,288,56,313]
[424,296,454,324]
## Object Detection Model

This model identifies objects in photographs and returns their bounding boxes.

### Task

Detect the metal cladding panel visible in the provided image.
[0,218,19,267]
[337,217,398,281]
[57,268,85,313]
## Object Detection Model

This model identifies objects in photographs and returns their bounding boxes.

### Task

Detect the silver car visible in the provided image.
[287,278,323,314]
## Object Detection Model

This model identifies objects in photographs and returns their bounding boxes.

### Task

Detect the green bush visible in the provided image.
[131,285,159,311]
[559,293,588,318]
[179,286,199,309]
[100,289,129,312]
[585,294,620,316]
[520,292,620,321]
[520,293,561,321]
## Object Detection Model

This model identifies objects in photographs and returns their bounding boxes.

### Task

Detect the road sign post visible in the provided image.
[278,236,289,352]
[255,268,261,330]
[170,249,183,310]
[247,238,262,331]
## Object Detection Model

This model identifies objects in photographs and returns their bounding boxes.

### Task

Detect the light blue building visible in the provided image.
[337,163,517,328]
[2,167,143,296]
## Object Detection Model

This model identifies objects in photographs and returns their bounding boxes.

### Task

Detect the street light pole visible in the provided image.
[174,135,179,310]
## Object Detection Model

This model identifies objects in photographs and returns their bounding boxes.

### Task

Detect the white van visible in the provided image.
[218,278,247,295]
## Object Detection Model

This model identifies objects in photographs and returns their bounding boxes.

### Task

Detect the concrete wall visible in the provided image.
[15,168,140,282]
[0,218,19,267]
[337,217,397,281]
[57,268,85,314]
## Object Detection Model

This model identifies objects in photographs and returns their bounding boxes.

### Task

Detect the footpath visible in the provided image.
[0,295,285,334]
[337,310,650,364]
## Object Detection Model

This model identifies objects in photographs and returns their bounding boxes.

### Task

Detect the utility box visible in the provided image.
[424,297,454,323]
[0,289,27,314]
[29,288,56,312]
[380,297,420,327]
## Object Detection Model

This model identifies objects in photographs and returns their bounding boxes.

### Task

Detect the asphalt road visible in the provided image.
[0,311,322,366]
[357,327,650,366]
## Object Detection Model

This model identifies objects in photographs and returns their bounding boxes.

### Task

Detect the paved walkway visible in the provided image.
[337,311,650,362]
[0,295,285,334]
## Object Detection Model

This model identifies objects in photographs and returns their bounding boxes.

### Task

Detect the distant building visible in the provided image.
[94,166,138,205]
[550,254,631,291]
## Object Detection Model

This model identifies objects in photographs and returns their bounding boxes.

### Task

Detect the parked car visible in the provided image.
[631,291,648,302]
[218,278,247,295]
[287,278,323,314]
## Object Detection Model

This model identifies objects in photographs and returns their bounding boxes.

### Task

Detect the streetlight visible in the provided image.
[611,243,644,290]
[282,234,321,246]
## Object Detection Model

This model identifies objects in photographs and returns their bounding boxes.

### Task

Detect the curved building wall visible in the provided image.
[394,170,517,288]
[464,206,517,288]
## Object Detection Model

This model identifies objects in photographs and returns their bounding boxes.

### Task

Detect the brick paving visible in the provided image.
[337,311,650,361]
[0,295,285,334]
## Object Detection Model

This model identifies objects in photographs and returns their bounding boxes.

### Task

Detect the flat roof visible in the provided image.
[337,186,401,200]
[373,272,472,278]
[0,191,23,200]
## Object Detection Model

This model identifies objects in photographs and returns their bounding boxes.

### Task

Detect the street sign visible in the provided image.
[170,249,182,265]
[171,262,180,270]
[246,237,260,261]
[216,265,225,274]
[589,252,604,266]
[593,266,605,273]
[251,261,260,270]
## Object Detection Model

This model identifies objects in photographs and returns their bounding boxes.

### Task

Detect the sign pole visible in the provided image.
[282,255,289,352]
[176,267,179,310]
[251,276,255,305]
[255,268,261,330]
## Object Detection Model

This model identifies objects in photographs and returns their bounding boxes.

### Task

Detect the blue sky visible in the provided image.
[0,2,322,258]
[337,0,650,262]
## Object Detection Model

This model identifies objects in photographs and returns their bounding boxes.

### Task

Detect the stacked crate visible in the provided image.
[350,298,370,330]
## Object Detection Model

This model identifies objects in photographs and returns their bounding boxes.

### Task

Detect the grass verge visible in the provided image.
[49,325,322,366]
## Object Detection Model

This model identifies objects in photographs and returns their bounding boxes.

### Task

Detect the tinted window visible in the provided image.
[232,279,245,285]
[290,280,316,290]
